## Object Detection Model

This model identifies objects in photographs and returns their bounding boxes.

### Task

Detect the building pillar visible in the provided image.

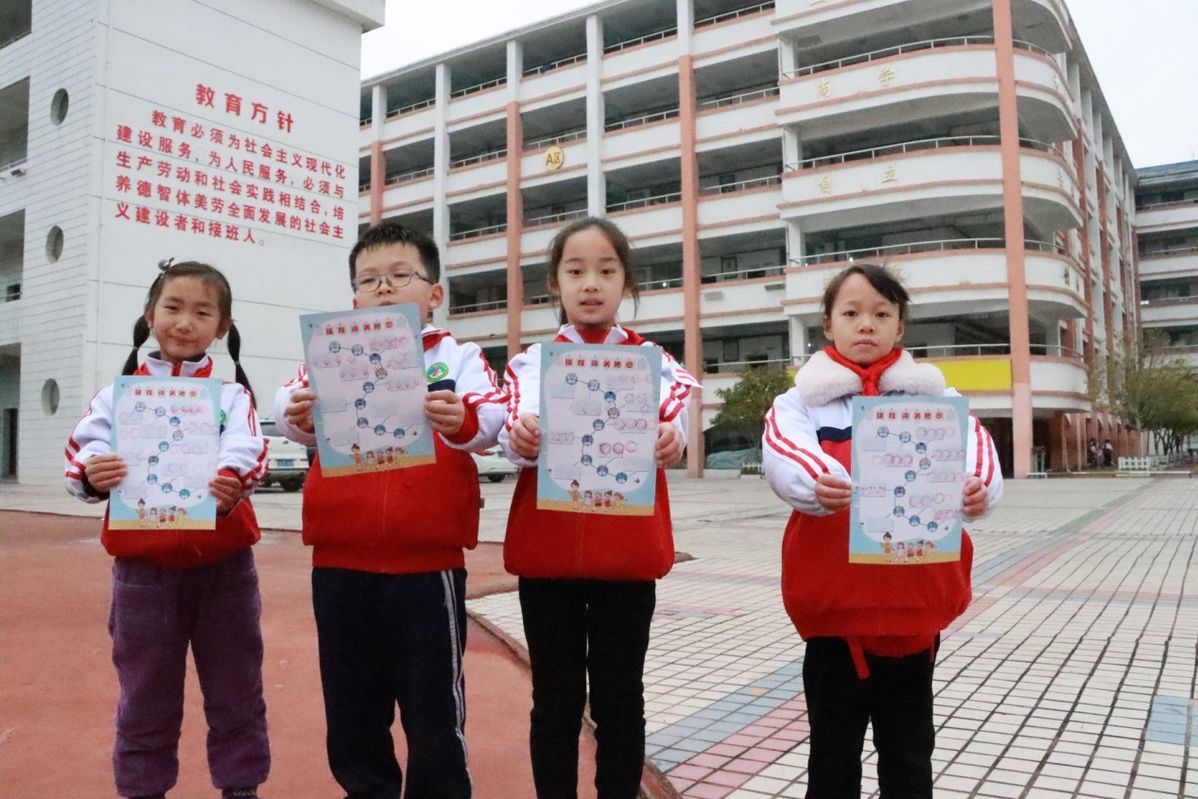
[1096,161,1117,401]
[992,0,1033,478]
[369,84,385,224]
[506,41,525,358]
[676,0,703,477]
[585,15,605,216]
[432,63,450,257]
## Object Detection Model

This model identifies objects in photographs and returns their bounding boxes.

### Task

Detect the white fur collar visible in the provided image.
[794,349,946,406]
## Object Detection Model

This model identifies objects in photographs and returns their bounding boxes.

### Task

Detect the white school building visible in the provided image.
[0,0,384,481]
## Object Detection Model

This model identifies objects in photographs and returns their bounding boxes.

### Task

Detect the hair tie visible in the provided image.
[158,258,175,272]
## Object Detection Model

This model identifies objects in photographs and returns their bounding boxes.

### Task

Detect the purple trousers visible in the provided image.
[108,549,270,798]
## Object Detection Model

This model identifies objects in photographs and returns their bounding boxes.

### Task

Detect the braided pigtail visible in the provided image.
[121,316,152,375]
[226,322,257,408]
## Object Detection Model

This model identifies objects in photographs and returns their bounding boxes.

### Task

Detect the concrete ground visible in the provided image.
[3,472,1197,798]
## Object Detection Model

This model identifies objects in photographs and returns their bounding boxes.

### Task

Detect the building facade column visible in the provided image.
[369,84,385,224]
[505,40,525,358]
[992,0,1033,477]
[1096,161,1117,401]
[432,63,451,259]
[586,14,606,217]
[676,0,703,477]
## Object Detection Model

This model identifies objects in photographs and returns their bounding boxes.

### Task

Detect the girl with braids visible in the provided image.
[64,260,270,799]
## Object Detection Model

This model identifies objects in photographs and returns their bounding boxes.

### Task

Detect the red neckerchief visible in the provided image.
[823,345,903,396]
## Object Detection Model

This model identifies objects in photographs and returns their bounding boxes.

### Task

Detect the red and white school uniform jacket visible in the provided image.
[274,325,507,574]
[64,354,267,569]
[498,324,700,581]
[763,347,1002,673]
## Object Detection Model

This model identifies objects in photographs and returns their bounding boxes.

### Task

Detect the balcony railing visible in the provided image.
[386,98,435,119]
[526,293,553,306]
[607,191,682,213]
[788,135,1052,171]
[704,356,791,374]
[522,52,586,77]
[450,298,507,314]
[1141,245,1198,258]
[639,276,685,291]
[699,174,782,196]
[526,208,589,227]
[783,36,1055,79]
[697,86,779,111]
[905,342,1084,359]
[450,148,507,169]
[384,166,434,186]
[703,265,785,282]
[1141,295,1198,307]
[792,237,1068,266]
[604,26,677,54]
[694,1,774,28]
[524,128,587,150]
[448,222,507,241]
[604,107,680,132]
[360,117,372,128]
[1137,197,1198,212]
[450,77,506,99]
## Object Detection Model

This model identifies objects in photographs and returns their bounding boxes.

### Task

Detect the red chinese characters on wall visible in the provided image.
[109,83,350,245]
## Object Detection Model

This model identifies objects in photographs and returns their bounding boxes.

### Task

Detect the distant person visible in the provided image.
[1103,439,1114,468]
[65,260,269,799]
[274,223,506,799]
[762,263,1003,798]
[1088,438,1099,469]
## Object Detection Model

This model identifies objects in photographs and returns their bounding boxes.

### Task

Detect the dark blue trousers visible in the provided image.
[518,577,655,799]
[312,567,470,799]
[802,637,937,799]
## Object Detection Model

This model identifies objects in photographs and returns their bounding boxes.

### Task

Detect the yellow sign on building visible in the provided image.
[545,146,564,171]
[926,357,1013,392]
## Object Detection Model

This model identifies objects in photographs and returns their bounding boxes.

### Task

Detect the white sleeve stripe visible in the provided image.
[764,409,828,477]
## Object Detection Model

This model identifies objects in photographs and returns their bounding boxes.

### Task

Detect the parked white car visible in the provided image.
[259,418,310,492]
[472,447,518,483]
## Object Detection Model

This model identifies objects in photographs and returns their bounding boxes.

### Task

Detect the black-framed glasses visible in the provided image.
[352,271,433,293]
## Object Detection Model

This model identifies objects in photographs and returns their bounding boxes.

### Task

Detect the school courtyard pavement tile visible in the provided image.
[469,475,1198,799]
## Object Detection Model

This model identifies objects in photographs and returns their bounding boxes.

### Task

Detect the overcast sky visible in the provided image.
[361,0,1196,169]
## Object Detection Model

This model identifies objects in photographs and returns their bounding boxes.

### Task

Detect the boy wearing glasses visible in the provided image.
[274,223,505,798]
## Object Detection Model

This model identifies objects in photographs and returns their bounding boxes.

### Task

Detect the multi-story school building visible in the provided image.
[1135,161,1198,371]
[0,0,383,481]
[358,0,1144,478]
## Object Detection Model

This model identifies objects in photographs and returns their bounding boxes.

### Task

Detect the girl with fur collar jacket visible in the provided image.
[763,265,1002,799]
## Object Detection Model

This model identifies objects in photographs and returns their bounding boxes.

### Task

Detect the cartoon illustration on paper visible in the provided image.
[108,376,222,530]
[300,304,435,476]
[537,343,662,516]
[849,395,969,564]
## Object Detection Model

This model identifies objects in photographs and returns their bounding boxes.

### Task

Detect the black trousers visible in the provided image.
[802,637,936,799]
[518,577,656,799]
[312,567,471,799]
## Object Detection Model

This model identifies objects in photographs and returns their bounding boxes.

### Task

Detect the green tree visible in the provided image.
[1115,330,1198,455]
[709,365,794,444]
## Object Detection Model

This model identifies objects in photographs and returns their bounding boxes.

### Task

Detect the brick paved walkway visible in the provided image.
[471,477,1198,798]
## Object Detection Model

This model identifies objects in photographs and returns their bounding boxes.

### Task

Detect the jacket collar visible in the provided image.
[553,323,645,346]
[421,325,452,351]
[134,353,214,378]
[795,348,946,407]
